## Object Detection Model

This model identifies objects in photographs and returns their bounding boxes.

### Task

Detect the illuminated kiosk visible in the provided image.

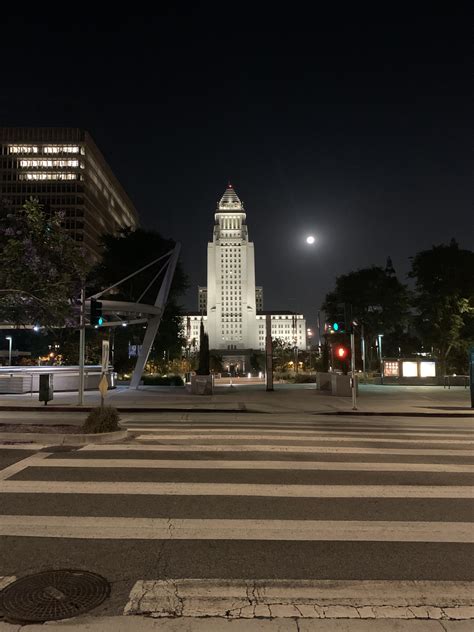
[0,244,181,394]
[383,357,438,385]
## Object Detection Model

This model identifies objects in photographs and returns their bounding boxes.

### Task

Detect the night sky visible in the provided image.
[1,7,471,329]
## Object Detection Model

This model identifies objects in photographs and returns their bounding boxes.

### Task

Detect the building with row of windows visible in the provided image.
[0,127,139,258]
[183,185,306,372]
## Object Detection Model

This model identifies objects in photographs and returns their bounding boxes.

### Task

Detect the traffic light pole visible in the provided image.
[361,324,366,377]
[78,286,85,406]
[350,331,357,410]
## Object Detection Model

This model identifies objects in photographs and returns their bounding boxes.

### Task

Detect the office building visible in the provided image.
[0,127,139,258]
[183,185,306,372]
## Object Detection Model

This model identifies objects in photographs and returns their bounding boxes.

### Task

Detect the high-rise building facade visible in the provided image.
[206,185,258,350]
[184,185,306,371]
[0,127,139,258]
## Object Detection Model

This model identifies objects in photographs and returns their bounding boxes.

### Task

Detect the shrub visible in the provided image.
[142,375,184,386]
[82,406,120,434]
[274,372,292,381]
[294,373,316,383]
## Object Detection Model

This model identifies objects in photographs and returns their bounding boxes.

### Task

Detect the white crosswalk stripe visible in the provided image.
[1,415,473,620]
[22,457,474,472]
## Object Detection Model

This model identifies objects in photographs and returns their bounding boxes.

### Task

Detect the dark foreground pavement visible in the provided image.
[0,413,473,624]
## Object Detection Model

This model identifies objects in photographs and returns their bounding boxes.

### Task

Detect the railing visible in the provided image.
[443,375,469,389]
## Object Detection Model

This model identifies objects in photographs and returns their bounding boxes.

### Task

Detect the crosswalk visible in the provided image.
[0,413,473,621]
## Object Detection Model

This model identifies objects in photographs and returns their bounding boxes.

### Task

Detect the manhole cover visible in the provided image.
[0,569,110,623]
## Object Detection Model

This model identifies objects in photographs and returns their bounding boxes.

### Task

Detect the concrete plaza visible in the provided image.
[0,382,471,418]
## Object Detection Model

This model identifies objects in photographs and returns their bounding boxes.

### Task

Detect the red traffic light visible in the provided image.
[335,345,348,359]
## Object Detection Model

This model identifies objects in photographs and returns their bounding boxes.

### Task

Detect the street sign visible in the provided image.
[99,374,108,407]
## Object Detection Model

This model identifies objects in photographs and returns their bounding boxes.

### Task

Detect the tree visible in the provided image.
[322,265,411,369]
[409,240,474,374]
[272,337,294,371]
[91,228,188,368]
[196,320,210,375]
[0,198,89,327]
[249,351,265,374]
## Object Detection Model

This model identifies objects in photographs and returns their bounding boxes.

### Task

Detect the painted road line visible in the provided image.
[0,480,471,498]
[0,444,48,450]
[0,451,50,481]
[35,458,474,473]
[135,433,473,445]
[124,424,474,435]
[129,427,474,438]
[124,578,474,619]
[1,516,472,542]
[78,444,474,456]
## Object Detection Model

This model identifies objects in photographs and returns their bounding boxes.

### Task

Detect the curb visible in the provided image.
[317,411,474,418]
[0,406,247,413]
[0,406,471,418]
[0,429,128,445]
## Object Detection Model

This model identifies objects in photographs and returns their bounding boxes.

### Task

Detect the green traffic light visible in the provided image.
[98,317,104,326]
[333,322,339,331]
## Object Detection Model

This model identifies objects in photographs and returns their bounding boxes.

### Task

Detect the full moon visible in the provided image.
[306,235,316,244]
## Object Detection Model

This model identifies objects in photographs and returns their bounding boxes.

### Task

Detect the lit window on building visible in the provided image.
[8,145,39,153]
[19,173,77,180]
[383,361,399,377]
[43,145,80,154]
[19,159,79,168]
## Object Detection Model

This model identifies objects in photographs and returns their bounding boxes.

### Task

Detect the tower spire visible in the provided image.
[218,183,244,211]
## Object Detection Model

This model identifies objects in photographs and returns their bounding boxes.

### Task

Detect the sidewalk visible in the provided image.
[0,616,471,631]
[0,384,472,418]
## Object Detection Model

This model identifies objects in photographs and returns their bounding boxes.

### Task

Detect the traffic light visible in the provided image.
[90,298,103,326]
[335,345,348,359]
[329,303,348,333]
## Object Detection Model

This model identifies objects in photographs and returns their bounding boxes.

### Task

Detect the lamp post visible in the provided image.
[5,336,12,366]
[378,333,384,382]
[307,328,313,372]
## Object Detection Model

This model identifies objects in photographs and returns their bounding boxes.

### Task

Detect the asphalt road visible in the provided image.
[0,413,473,619]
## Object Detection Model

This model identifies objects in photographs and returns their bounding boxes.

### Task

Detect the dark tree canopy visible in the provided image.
[93,228,187,305]
[409,240,474,372]
[322,265,410,340]
[0,198,89,327]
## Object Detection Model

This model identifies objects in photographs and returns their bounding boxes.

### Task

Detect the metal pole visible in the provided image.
[361,324,366,377]
[317,310,322,355]
[265,314,273,391]
[78,286,85,405]
[351,331,357,410]
[7,338,12,366]
[378,334,384,384]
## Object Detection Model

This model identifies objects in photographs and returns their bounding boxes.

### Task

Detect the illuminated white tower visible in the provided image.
[207,184,258,351]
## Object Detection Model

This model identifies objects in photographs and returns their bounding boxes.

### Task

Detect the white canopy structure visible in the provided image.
[86,243,181,389]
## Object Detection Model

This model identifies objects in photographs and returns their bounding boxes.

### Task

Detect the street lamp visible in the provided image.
[5,336,12,366]
[307,328,313,372]
[306,235,316,245]
[377,334,384,378]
